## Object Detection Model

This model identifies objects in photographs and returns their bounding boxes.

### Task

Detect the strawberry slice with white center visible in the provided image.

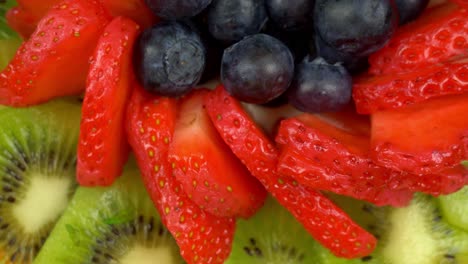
[204,85,377,259]
[126,85,235,264]
[168,89,267,219]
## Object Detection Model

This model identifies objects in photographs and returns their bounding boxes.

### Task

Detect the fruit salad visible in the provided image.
[0,0,467,263]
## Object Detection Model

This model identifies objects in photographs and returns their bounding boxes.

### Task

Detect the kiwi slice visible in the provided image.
[228,190,468,264]
[225,196,322,264]
[326,192,468,264]
[0,98,81,263]
[380,193,468,264]
[439,186,468,233]
[34,158,184,264]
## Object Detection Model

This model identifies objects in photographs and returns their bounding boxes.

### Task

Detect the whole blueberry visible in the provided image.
[208,0,268,43]
[315,33,369,74]
[288,56,352,113]
[395,0,429,25]
[221,34,294,104]
[144,0,212,19]
[265,0,315,32]
[314,0,398,57]
[134,21,206,97]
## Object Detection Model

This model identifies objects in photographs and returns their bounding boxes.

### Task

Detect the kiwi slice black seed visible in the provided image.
[34,159,184,264]
[0,98,81,263]
[225,196,322,264]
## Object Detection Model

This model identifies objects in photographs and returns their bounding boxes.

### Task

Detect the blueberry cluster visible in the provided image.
[135,0,429,112]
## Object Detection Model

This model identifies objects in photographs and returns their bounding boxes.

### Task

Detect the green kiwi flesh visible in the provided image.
[439,186,468,233]
[34,159,184,264]
[381,193,468,264]
[225,196,321,264]
[228,191,468,264]
[0,98,81,263]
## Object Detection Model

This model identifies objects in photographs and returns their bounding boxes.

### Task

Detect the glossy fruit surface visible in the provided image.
[353,55,468,114]
[0,0,111,106]
[77,17,139,186]
[288,56,352,113]
[126,85,236,264]
[221,34,294,104]
[314,0,398,57]
[369,2,467,75]
[276,113,415,207]
[371,94,468,175]
[204,86,377,259]
[168,90,267,218]
[207,0,268,42]
[134,21,206,97]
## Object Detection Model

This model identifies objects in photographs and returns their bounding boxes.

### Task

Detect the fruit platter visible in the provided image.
[0,0,467,263]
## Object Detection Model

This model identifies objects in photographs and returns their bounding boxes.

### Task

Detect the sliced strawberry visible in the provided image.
[101,0,157,28]
[204,86,377,259]
[449,0,468,8]
[76,17,139,186]
[275,113,414,207]
[16,0,59,19]
[126,85,235,264]
[168,90,266,218]
[10,0,154,40]
[0,0,111,107]
[5,6,38,39]
[371,93,468,176]
[369,2,467,75]
[353,55,468,114]
[405,165,468,196]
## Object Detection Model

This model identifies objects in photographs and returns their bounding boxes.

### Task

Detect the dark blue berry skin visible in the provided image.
[134,21,206,97]
[144,0,212,19]
[221,34,294,104]
[395,0,429,25]
[263,22,316,64]
[287,56,352,113]
[207,0,268,43]
[265,0,315,32]
[315,33,369,75]
[314,0,398,57]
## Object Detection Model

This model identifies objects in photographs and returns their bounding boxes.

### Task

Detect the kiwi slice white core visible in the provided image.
[383,204,439,264]
[120,245,177,264]
[13,175,73,234]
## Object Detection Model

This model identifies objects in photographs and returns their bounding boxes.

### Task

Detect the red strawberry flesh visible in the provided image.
[101,0,158,28]
[6,6,38,39]
[368,2,467,75]
[204,86,377,258]
[0,0,112,106]
[168,90,267,218]
[371,93,468,175]
[77,16,140,186]
[126,85,235,264]
[353,56,468,114]
[275,114,414,207]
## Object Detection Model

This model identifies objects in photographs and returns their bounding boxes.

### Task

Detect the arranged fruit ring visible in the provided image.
[0,0,467,263]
